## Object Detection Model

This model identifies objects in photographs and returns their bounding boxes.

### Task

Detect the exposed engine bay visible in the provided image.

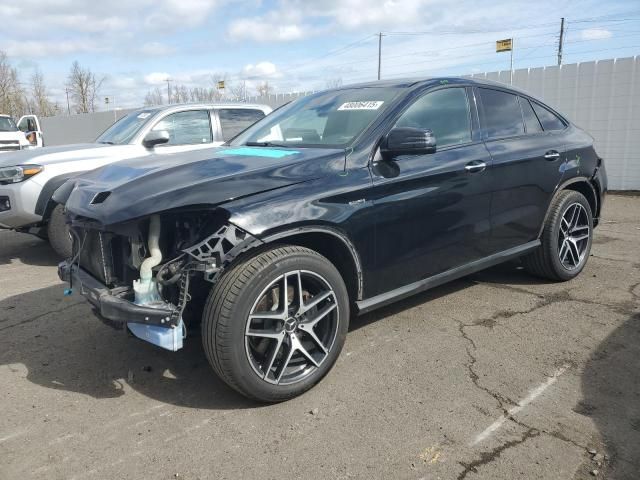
[60,209,260,351]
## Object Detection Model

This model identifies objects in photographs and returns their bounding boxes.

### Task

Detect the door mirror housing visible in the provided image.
[143,130,170,148]
[381,127,436,158]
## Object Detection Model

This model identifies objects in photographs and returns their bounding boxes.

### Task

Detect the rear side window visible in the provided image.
[152,110,213,145]
[395,88,471,147]
[218,109,266,140]
[531,102,566,131]
[478,88,524,138]
[520,98,543,134]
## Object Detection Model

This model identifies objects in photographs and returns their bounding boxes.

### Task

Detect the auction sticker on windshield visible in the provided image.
[338,101,384,110]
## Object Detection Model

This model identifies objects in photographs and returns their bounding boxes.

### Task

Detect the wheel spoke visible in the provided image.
[560,217,570,235]
[304,301,337,327]
[246,329,283,339]
[571,233,590,243]
[248,310,286,321]
[300,290,333,314]
[275,341,296,384]
[567,240,579,266]
[299,324,328,354]
[263,333,285,379]
[571,224,589,235]
[559,240,569,262]
[291,334,319,367]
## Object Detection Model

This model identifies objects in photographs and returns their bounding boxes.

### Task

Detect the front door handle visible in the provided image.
[465,160,487,173]
[544,150,561,161]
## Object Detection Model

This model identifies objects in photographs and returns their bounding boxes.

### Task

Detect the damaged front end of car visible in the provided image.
[58,208,260,351]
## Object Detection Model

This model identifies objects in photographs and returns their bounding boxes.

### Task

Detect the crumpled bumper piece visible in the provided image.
[58,261,180,328]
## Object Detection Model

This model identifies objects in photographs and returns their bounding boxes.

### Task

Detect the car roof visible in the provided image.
[331,76,534,96]
[132,103,271,114]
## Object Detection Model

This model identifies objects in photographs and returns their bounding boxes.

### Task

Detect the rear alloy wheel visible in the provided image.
[202,246,349,402]
[522,190,593,281]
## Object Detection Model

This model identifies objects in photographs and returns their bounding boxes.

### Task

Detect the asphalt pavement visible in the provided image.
[1,194,638,480]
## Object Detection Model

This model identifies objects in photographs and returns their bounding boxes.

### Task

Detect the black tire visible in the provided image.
[202,245,350,402]
[522,190,593,281]
[47,204,72,258]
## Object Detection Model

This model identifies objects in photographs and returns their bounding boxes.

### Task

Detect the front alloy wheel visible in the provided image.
[202,245,349,402]
[245,270,340,385]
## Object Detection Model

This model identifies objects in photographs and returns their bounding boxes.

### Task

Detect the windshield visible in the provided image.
[230,87,402,148]
[0,117,18,132]
[95,109,157,144]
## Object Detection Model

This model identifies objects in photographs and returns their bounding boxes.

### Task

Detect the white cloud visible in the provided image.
[138,42,177,56]
[581,28,613,41]
[144,72,171,85]
[4,39,107,57]
[241,62,281,79]
[228,17,306,42]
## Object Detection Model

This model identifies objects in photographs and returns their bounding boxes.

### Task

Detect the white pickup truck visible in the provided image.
[0,114,43,152]
[0,103,271,257]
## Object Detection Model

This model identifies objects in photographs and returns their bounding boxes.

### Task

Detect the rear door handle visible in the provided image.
[465,160,486,173]
[544,150,561,161]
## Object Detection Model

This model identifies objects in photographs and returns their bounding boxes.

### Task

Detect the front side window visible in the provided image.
[152,110,212,145]
[395,88,471,148]
[229,87,402,148]
[479,88,525,139]
[0,117,18,132]
[218,109,266,141]
[531,102,566,131]
[96,109,157,144]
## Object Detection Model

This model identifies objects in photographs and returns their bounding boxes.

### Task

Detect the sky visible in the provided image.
[1,0,639,110]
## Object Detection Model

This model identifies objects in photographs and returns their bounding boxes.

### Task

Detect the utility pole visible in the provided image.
[166,78,172,104]
[510,38,514,85]
[557,17,565,66]
[377,32,383,80]
[65,88,71,115]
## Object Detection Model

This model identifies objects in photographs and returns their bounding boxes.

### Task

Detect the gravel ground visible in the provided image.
[0,194,638,480]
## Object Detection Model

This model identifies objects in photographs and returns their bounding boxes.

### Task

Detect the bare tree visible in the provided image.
[229,80,249,102]
[0,50,27,117]
[256,81,273,97]
[29,69,59,117]
[171,84,190,104]
[66,61,104,113]
[144,87,164,106]
[325,77,343,89]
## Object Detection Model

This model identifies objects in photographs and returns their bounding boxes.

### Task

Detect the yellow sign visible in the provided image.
[217,80,225,89]
[496,39,512,52]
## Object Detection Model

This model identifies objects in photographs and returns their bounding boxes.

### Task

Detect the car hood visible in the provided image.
[0,143,130,167]
[56,146,346,226]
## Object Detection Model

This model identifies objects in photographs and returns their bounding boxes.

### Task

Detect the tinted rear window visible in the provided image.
[479,88,524,138]
[218,109,266,140]
[531,102,566,131]
[520,98,543,134]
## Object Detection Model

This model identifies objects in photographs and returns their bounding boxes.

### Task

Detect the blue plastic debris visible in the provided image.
[63,288,73,296]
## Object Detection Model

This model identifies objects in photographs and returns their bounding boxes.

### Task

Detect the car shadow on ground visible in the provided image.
[0,283,258,410]
[580,311,640,479]
[0,231,59,267]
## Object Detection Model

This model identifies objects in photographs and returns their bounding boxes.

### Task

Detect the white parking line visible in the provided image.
[471,364,570,446]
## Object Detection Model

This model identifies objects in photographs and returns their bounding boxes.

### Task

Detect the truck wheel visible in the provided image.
[47,204,72,258]
[522,190,593,281]
[202,245,349,402]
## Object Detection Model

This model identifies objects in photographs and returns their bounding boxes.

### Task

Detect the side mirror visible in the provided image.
[381,127,436,158]
[143,130,170,149]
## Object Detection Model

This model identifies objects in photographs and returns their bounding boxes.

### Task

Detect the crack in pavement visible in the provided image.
[457,428,540,480]
[456,320,517,410]
[508,416,587,451]
[0,301,84,332]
